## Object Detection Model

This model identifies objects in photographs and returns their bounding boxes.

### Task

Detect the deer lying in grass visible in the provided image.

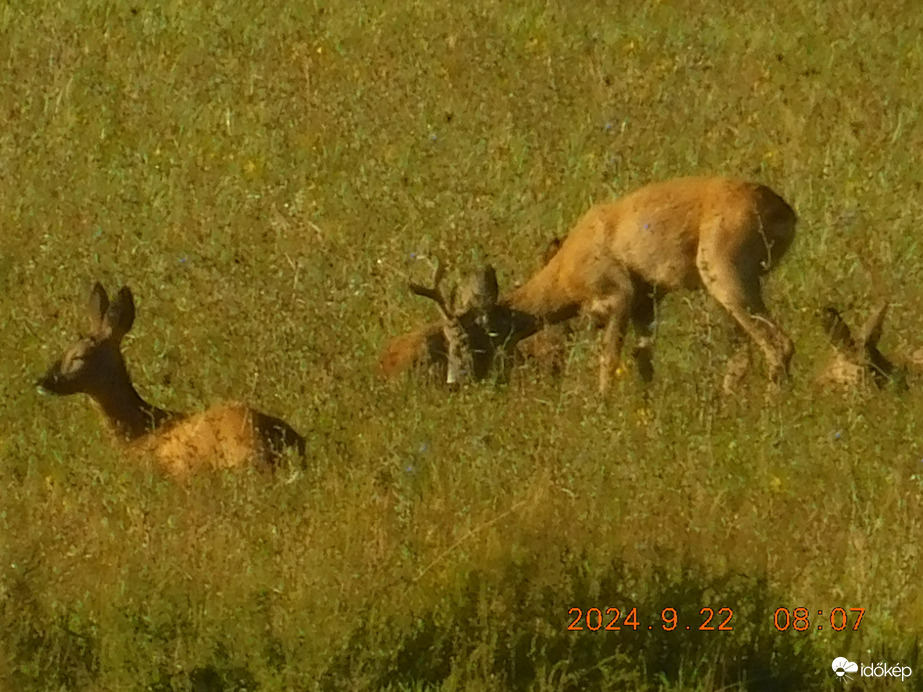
[380,176,797,393]
[815,301,923,390]
[37,283,305,478]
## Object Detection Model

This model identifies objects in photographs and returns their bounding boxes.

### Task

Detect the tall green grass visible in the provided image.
[3,0,923,689]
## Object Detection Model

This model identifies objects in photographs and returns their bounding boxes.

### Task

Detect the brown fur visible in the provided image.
[510,236,573,377]
[513,325,571,377]
[37,283,305,479]
[408,262,501,385]
[377,325,441,379]
[378,250,567,383]
[505,176,796,392]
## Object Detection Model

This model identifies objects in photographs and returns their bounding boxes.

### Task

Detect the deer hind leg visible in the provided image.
[699,261,793,387]
[721,329,753,395]
[629,280,657,384]
[590,272,635,394]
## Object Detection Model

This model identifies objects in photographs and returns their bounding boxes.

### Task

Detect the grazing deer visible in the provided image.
[380,177,797,393]
[36,283,305,478]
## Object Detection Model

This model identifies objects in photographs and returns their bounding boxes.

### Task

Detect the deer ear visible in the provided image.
[482,265,499,306]
[858,301,887,349]
[88,282,109,333]
[542,237,563,265]
[105,286,136,341]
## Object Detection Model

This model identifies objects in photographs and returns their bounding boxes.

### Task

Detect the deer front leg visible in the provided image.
[629,281,657,384]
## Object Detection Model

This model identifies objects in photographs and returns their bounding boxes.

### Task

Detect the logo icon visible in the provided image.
[832,657,859,680]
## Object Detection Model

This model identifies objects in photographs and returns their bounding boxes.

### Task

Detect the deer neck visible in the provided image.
[87,362,175,443]
[502,263,580,335]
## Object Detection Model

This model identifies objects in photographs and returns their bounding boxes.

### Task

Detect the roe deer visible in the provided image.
[380,177,797,393]
[36,283,305,478]
[814,301,923,390]
[377,247,562,384]
[401,259,505,385]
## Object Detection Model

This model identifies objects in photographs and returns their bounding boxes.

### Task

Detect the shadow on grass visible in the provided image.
[2,565,258,692]
[321,557,823,691]
[148,655,257,692]
[1,567,99,690]
[5,552,918,690]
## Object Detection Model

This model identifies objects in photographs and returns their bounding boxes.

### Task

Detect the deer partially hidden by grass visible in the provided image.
[377,251,567,385]
[407,259,502,385]
[377,259,513,385]
[815,300,923,390]
[37,283,305,478]
[380,176,797,393]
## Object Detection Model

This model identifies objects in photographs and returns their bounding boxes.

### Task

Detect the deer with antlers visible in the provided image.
[380,176,797,393]
[378,260,513,385]
[37,283,305,478]
[377,239,573,385]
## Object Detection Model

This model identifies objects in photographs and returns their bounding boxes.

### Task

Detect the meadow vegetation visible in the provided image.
[2,0,923,689]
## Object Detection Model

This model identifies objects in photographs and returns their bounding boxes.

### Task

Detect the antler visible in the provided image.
[857,258,889,348]
[409,257,452,320]
[857,302,888,349]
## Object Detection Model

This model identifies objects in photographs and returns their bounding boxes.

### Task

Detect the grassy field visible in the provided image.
[3,0,923,689]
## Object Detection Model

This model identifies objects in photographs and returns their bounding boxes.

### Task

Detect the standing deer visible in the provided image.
[380,176,797,393]
[36,283,305,478]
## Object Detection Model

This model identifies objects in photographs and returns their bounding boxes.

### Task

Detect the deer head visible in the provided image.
[37,283,137,398]
[378,239,566,385]
[409,260,507,385]
[816,301,898,389]
[384,178,798,394]
[36,282,305,472]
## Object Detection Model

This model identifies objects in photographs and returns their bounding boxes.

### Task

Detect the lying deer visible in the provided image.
[815,301,923,390]
[37,283,305,478]
[380,176,797,393]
